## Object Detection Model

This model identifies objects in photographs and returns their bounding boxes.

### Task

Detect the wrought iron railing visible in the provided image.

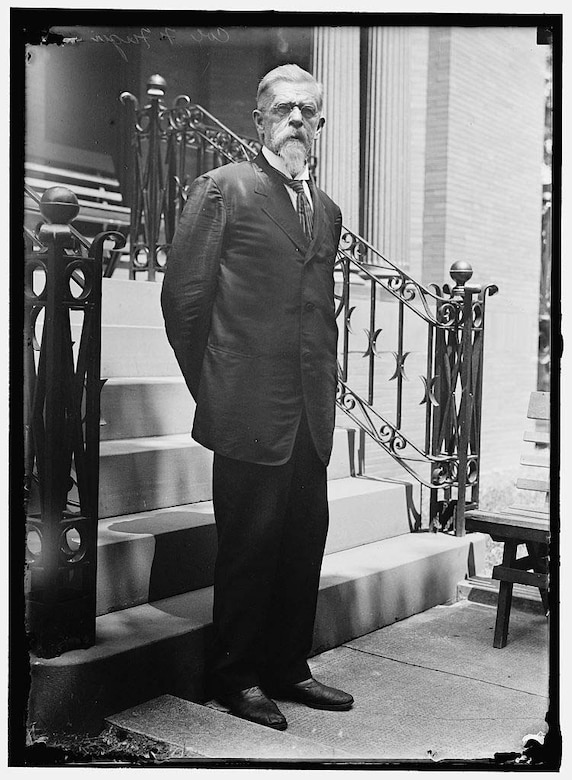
[24,187,125,657]
[119,73,497,534]
[119,74,260,280]
[334,231,497,534]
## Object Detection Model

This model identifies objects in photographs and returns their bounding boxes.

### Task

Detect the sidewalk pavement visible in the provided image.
[108,597,555,766]
[263,598,552,763]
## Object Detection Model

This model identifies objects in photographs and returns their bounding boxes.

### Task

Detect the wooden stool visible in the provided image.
[465,391,550,648]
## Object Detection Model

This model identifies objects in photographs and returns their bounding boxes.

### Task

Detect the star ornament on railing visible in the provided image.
[389,351,410,381]
[362,327,382,358]
[420,375,440,407]
[344,305,356,334]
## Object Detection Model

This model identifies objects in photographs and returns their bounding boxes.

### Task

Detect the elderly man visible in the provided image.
[162,64,353,730]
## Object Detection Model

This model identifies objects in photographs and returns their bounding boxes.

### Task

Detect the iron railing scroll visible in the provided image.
[120,74,260,280]
[24,186,125,657]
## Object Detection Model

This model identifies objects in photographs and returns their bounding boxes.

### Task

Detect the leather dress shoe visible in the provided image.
[217,685,287,730]
[268,677,354,711]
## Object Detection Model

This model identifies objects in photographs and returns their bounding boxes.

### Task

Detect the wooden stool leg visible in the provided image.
[494,580,514,648]
[526,542,550,616]
[493,541,518,649]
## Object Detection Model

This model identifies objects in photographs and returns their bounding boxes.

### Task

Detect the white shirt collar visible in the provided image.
[261,146,310,181]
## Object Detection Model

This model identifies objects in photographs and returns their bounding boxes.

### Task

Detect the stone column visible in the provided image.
[362,27,412,270]
[312,26,361,232]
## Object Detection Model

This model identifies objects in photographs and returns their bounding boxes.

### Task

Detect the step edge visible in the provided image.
[103,376,189,385]
[100,428,356,454]
[36,534,480,668]
[457,574,546,614]
[98,477,407,544]
[105,694,355,759]
[100,432,197,452]
[319,532,480,585]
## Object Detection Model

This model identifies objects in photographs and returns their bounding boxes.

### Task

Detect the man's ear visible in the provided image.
[252,109,264,142]
[314,116,325,141]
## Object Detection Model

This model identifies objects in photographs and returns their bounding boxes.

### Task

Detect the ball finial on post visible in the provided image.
[39,187,80,225]
[147,74,167,98]
[449,260,476,298]
[449,260,473,288]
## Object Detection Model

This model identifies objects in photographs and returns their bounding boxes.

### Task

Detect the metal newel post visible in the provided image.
[146,75,167,282]
[24,187,103,657]
[449,260,480,536]
[121,74,168,281]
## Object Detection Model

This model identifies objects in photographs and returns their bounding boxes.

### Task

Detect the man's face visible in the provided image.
[253,79,325,174]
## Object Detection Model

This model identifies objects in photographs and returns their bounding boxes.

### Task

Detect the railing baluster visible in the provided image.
[424,319,435,457]
[395,298,405,431]
[367,278,377,407]
[341,261,350,383]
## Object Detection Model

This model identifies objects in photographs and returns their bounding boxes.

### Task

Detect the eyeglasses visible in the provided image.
[271,102,319,120]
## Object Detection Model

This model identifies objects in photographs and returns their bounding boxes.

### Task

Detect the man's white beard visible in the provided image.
[278,139,307,177]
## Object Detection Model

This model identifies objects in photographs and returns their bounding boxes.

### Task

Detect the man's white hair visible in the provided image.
[256,64,323,112]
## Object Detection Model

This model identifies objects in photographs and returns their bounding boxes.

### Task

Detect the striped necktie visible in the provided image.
[285,179,313,240]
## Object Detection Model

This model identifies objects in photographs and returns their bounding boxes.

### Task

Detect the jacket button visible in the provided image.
[305,302,315,311]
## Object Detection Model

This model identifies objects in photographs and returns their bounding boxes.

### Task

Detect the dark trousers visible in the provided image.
[210,412,329,696]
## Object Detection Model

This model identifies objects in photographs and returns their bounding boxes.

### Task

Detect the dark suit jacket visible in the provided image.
[161,152,342,466]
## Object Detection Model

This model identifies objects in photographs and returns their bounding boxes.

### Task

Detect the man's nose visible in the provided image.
[288,106,303,125]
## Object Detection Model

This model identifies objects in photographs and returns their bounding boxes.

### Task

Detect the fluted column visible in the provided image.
[312,27,360,231]
[362,27,412,269]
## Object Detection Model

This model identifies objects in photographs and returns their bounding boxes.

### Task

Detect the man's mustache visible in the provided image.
[275,130,309,148]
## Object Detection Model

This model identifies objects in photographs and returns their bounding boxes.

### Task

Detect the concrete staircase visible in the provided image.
[28,278,487,737]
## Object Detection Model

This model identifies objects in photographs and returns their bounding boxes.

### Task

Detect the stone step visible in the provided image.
[106,694,354,759]
[99,375,364,444]
[312,532,487,655]
[100,377,194,440]
[99,324,181,378]
[101,277,165,327]
[96,477,411,615]
[457,575,547,615]
[71,277,174,377]
[28,531,488,734]
[96,427,358,519]
[69,318,179,377]
[98,434,213,518]
[98,376,362,443]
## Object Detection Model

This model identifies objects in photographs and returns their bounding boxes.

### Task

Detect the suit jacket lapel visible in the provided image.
[253,154,310,255]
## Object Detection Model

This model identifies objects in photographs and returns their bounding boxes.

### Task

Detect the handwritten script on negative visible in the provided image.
[65,27,230,61]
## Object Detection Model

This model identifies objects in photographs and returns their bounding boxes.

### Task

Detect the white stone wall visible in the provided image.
[333,26,549,498]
